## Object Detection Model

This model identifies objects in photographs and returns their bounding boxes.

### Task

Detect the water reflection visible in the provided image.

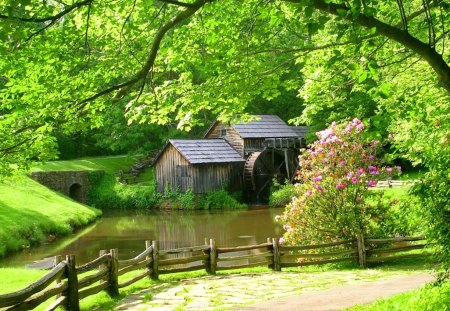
[1,207,283,267]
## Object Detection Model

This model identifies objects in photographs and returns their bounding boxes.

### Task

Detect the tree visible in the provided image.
[1,0,449,173]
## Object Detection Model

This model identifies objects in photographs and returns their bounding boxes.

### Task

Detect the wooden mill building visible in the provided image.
[154,139,244,193]
[154,115,308,202]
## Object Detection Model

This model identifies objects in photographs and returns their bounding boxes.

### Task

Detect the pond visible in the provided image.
[0,206,284,267]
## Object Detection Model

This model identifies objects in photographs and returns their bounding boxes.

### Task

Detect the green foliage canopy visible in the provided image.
[1,0,450,174]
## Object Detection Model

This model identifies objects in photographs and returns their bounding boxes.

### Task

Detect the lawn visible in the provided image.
[31,155,139,173]
[348,279,450,310]
[0,175,101,257]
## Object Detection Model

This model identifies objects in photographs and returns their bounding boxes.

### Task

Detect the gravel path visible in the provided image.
[115,271,434,311]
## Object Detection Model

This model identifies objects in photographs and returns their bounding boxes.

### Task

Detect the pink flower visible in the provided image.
[336,183,348,189]
[328,151,334,157]
[367,180,378,187]
[386,167,393,173]
[368,165,377,171]
[322,158,328,163]
[388,134,393,139]
[396,166,402,171]
[313,175,323,182]
[357,168,365,175]
[355,123,365,133]
[370,170,379,175]
[315,184,321,190]
[339,161,346,166]
[305,190,312,196]
[279,237,285,244]
[351,177,358,184]
[275,215,281,222]
[352,118,362,125]
[369,155,375,160]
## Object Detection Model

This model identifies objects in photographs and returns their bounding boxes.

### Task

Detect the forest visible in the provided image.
[0,0,449,308]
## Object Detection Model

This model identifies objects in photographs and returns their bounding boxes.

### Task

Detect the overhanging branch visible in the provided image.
[282,0,450,94]
[0,0,93,22]
[76,0,211,108]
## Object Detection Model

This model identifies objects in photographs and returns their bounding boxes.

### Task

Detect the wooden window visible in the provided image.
[220,126,227,137]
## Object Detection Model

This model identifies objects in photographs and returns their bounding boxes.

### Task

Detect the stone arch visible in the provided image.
[69,183,83,202]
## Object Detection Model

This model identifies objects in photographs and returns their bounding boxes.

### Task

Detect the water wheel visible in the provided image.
[244,150,290,203]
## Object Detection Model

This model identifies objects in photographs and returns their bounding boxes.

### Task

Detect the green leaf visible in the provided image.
[358,71,368,83]
[304,5,314,18]
[307,23,320,36]
[336,9,348,16]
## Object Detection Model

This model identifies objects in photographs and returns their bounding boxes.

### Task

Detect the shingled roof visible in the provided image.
[164,139,245,164]
[232,115,299,138]
[290,126,309,138]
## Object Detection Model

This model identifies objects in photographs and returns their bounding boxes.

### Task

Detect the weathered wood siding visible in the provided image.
[191,163,243,194]
[244,138,265,154]
[206,123,245,156]
[155,145,192,192]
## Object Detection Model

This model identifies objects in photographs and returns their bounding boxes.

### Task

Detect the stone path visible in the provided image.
[116,270,434,311]
[235,273,434,311]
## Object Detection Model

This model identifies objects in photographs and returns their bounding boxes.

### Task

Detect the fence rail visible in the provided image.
[0,235,430,311]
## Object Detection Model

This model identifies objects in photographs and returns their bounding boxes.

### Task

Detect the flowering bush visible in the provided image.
[277,119,400,245]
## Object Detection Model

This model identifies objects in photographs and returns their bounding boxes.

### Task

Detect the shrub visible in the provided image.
[276,119,400,245]
[269,182,296,208]
[88,173,161,209]
[161,187,247,210]
[412,170,450,275]
[200,189,247,209]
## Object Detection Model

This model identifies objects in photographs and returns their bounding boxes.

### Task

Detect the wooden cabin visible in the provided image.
[154,139,245,193]
[154,115,309,202]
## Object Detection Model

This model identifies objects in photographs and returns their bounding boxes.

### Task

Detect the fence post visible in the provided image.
[53,255,63,301]
[272,238,281,271]
[99,250,108,282]
[204,238,211,274]
[356,234,366,268]
[209,239,217,275]
[108,249,119,296]
[151,240,159,280]
[267,238,273,269]
[145,240,153,279]
[64,255,80,311]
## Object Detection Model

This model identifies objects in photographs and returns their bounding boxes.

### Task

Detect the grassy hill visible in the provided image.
[32,155,139,173]
[0,175,101,258]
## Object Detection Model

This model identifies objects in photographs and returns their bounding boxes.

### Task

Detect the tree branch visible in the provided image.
[282,0,450,94]
[158,0,197,8]
[76,0,211,109]
[0,0,93,22]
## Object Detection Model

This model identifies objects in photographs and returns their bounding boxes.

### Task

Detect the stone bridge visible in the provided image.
[30,170,104,204]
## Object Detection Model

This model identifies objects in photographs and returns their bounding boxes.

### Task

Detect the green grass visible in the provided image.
[347,280,450,310]
[0,268,47,294]
[0,258,436,310]
[0,175,101,257]
[31,155,139,173]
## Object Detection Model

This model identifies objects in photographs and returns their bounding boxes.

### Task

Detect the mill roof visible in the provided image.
[289,126,309,138]
[233,115,299,138]
[156,139,245,165]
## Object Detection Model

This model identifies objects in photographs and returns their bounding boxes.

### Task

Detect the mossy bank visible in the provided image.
[0,175,101,258]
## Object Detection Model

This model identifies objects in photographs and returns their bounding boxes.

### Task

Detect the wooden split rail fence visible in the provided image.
[0,236,429,311]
